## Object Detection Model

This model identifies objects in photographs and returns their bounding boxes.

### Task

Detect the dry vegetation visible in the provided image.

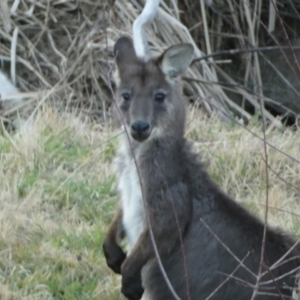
[1,0,300,299]
[1,0,300,124]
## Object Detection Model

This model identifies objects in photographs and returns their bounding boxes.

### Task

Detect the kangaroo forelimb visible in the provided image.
[102,207,126,274]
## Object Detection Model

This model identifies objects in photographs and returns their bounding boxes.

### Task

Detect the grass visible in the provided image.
[0,107,299,299]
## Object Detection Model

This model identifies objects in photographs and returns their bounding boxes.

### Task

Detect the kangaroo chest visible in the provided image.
[115,145,145,251]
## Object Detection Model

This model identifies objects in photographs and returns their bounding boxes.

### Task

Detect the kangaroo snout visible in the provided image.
[130,121,151,141]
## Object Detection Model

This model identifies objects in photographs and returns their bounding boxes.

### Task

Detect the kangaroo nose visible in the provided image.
[131,121,150,133]
[130,121,151,141]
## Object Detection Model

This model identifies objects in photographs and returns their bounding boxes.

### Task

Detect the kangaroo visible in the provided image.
[102,35,300,300]
[103,0,300,298]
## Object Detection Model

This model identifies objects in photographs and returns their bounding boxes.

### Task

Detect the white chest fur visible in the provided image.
[114,138,145,251]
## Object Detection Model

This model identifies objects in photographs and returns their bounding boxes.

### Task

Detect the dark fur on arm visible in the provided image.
[102,207,126,274]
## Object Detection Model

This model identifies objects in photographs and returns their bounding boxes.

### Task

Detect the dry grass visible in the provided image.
[0,106,299,299]
[2,0,300,126]
[0,108,120,299]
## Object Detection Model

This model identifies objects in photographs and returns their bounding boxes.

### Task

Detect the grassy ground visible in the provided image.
[0,107,299,300]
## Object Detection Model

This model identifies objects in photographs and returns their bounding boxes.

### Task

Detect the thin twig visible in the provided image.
[200,96,300,164]
[192,46,300,65]
[200,218,257,278]
[205,253,250,300]
[155,161,190,300]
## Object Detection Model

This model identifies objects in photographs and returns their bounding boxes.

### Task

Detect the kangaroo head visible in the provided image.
[113,36,193,142]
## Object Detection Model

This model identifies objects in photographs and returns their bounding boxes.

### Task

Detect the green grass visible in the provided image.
[0,109,299,299]
[0,111,122,299]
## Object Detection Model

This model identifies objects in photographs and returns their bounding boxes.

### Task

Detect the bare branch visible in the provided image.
[132,0,161,60]
[199,218,257,278]
[205,253,250,300]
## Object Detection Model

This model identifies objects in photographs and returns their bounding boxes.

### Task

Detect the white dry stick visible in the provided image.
[268,0,276,33]
[132,0,161,60]
[11,27,19,85]
[0,0,12,32]
[10,0,20,15]
[0,70,24,111]
[0,70,19,98]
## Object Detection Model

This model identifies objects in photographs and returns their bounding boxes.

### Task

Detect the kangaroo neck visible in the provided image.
[123,134,184,160]
[134,136,186,190]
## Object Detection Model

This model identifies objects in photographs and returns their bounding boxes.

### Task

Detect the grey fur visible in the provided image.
[103,36,300,300]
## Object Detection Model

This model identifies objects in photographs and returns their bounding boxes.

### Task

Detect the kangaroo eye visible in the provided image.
[122,92,131,101]
[155,92,166,103]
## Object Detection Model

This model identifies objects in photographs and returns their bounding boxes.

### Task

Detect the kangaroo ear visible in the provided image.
[114,36,138,69]
[160,44,194,78]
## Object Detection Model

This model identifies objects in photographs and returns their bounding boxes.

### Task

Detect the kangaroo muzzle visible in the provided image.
[130,120,151,142]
